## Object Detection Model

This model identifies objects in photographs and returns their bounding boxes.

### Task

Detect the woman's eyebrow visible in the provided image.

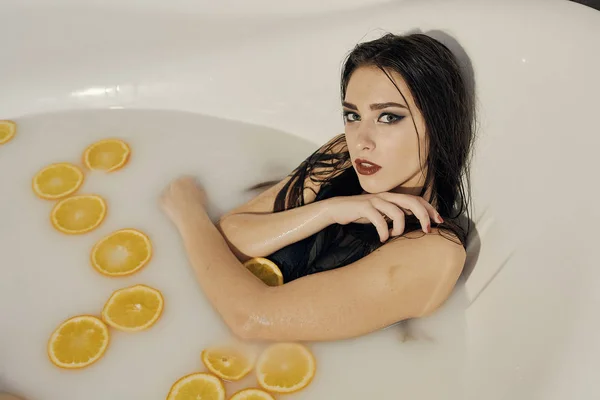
[370,102,408,110]
[342,101,358,110]
[342,101,408,110]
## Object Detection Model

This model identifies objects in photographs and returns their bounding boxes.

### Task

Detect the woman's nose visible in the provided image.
[355,125,375,151]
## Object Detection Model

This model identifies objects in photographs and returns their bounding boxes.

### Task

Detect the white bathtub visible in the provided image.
[1,0,599,399]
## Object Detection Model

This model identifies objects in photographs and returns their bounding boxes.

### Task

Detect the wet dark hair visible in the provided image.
[273,32,476,247]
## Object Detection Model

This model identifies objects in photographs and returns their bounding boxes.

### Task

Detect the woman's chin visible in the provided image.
[358,177,391,194]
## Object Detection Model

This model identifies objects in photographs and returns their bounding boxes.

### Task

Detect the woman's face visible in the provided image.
[343,65,429,196]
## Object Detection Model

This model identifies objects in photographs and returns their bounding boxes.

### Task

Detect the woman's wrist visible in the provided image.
[320,196,341,226]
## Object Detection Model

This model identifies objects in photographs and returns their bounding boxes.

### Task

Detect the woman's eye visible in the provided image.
[343,112,360,123]
[378,113,404,124]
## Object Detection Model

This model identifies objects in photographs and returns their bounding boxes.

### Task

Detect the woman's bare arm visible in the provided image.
[217,134,346,260]
[240,230,465,341]
[217,191,335,261]
[161,179,466,342]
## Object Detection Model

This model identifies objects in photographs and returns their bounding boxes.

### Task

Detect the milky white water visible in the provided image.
[0,109,468,399]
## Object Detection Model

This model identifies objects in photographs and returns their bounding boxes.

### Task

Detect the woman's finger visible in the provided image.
[380,193,431,234]
[416,196,443,224]
[361,203,390,242]
[370,197,406,237]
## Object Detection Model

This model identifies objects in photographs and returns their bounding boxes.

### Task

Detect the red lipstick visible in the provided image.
[355,158,382,175]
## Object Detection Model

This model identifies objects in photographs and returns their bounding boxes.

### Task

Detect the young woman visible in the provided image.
[160,33,476,342]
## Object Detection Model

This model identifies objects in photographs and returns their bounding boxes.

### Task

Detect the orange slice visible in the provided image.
[83,138,130,172]
[102,284,164,332]
[167,373,225,400]
[32,162,84,200]
[229,388,275,400]
[201,346,254,381]
[243,258,283,287]
[48,315,110,369]
[91,229,152,277]
[256,343,316,394]
[51,194,106,234]
[0,120,16,145]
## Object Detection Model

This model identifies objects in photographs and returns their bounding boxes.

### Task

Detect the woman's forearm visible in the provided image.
[217,199,334,260]
[177,208,266,331]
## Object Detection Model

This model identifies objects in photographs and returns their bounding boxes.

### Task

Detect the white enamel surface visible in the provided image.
[1,0,599,399]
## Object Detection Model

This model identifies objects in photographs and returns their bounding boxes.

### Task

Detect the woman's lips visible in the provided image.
[355,158,382,175]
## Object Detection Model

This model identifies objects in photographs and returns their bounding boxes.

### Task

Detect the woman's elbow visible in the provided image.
[225,305,277,341]
[230,321,259,341]
[215,214,233,238]
[215,217,256,261]
[227,313,264,341]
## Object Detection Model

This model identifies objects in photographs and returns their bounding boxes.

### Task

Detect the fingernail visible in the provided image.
[438,216,444,223]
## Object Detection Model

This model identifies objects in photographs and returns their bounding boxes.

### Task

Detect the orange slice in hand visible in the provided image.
[256,343,316,394]
[83,138,130,172]
[51,194,106,234]
[48,315,110,369]
[0,120,16,145]
[32,162,84,200]
[167,373,225,400]
[201,346,254,381]
[102,284,164,332]
[91,229,152,277]
[229,388,275,400]
[243,258,283,287]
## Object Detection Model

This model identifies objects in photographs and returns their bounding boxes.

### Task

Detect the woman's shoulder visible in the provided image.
[360,228,466,300]
[387,227,466,258]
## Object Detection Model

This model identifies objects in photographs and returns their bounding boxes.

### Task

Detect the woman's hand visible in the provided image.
[160,176,208,228]
[325,192,443,242]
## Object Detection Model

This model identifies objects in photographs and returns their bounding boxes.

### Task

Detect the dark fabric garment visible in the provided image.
[266,182,383,283]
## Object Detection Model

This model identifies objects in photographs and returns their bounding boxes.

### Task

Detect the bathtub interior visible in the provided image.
[1,0,600,399]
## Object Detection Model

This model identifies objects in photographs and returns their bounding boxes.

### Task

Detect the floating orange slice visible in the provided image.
[48,315,110,369]
[50,194,106,234]
[229,388,275,400]
[102,284,164,332]
[32,162,84,200]
[201,346,254,381]
[0,120,16,145]
[243,258,283,287]
[83,138,130,172]
[167,373,225,400]
[91,229,152,277]
[256,343,316,394]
